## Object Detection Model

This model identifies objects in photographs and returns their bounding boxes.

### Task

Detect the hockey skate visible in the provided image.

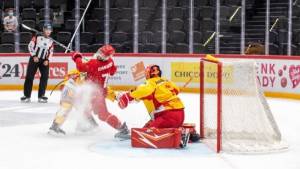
[180,129,191,148]
[20,96,31,103]
[114,122,130,141]
[48,122,66,136]
[38,96,48,103]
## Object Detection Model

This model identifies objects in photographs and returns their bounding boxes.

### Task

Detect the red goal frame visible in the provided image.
[199,58,223,153]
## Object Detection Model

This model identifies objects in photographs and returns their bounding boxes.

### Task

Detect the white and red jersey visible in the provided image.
[74,57,117,88]
[28,35,54,60]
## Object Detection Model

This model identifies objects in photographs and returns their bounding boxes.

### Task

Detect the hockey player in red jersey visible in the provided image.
[71,45,129,139]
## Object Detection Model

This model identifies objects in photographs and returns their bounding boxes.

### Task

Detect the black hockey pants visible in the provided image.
[23,57,49,98]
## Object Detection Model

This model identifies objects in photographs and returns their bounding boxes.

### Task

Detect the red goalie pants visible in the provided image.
[144,109,185,128]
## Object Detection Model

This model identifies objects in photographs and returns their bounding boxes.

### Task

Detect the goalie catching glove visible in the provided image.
[117,92,134,109]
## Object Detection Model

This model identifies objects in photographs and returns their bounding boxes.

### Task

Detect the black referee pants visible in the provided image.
[23,57,49,98]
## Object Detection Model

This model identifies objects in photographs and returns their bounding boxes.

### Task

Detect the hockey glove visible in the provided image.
[32,56,39,63]
[117,92,134,109]
[71,52,83,62]
[43,60,49,66]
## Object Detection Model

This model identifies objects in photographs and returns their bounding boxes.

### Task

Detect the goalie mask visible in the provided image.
[145,65,162,79]
[94,44,115,61]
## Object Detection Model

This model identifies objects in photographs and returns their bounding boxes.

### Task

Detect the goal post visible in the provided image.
[200,58,223,153]
[199,58,288,153]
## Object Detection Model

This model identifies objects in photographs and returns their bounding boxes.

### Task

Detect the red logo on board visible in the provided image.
[289,65,300,88]
[20,62,68,79]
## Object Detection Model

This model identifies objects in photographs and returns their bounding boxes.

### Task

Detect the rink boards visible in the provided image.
[0,53,300,99]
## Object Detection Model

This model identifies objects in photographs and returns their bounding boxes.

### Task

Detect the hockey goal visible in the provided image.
[199,58,288,153]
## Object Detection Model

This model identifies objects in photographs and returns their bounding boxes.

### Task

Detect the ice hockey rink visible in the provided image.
[0,90,299,169]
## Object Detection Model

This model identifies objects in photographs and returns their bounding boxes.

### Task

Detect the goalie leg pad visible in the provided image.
[131,128,182,149]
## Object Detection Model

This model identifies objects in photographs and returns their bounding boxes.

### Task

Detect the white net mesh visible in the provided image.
[202,60,288,153]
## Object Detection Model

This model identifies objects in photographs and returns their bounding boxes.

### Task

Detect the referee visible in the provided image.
[21,24,54,103]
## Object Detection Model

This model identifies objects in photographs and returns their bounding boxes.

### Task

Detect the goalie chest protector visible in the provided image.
[131,128,182,148]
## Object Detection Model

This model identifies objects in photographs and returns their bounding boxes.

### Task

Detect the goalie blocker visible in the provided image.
[131,123,200,149]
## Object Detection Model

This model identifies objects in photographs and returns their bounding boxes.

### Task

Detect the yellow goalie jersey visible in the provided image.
[129,77,184,115]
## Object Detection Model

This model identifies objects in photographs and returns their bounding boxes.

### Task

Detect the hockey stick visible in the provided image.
[50,79,66,96]
[202,6,241,48]
[245,43,252,54]
[229,6,241,22]
[65,0,93,53]
[21,24,73,52]
[202,32,216,47]
[269,18,279,32]
[183,76,193,88]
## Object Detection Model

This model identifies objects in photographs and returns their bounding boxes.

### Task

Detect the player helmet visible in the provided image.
[43,23,53,31]
[145,65,161,79]
[43,23,52,37]
[94,44,115,61]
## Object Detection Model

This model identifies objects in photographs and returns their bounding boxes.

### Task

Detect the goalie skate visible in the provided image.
[180,129,191,148]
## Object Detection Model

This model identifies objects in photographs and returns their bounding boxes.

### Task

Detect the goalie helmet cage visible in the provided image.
[199,58,288,153]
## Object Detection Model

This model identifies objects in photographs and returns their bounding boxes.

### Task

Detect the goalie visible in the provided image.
[118,65,185,128]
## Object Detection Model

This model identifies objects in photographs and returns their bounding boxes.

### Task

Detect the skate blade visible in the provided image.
[47,130,65,137]
[180,133,191,148]
[115,135,131,141]
[21,100,31,103]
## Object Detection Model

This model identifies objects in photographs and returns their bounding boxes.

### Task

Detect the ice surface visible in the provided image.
[0,91,299,169]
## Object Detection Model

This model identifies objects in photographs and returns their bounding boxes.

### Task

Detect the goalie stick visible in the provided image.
[21,24,73,52]
[183,76,193,88]
[130,61,194,89]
